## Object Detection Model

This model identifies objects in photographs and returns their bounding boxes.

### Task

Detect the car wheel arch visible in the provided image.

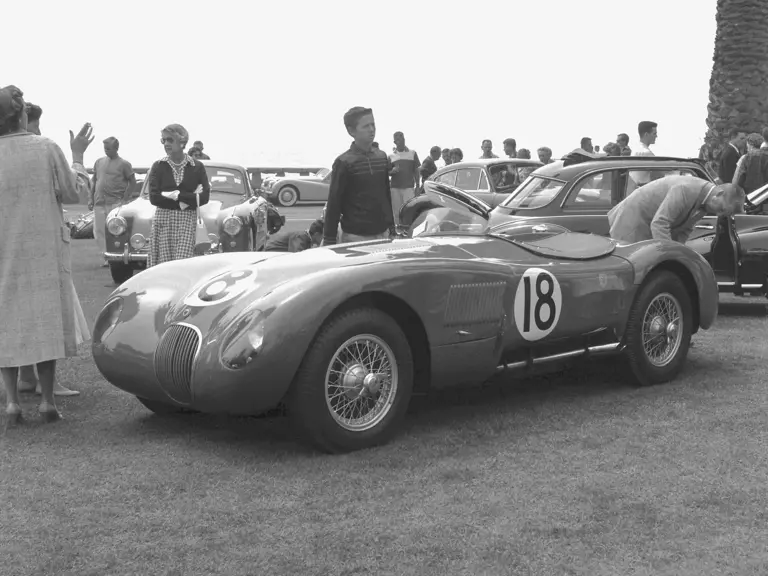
[633,260,701,335]
[304,291,432,396]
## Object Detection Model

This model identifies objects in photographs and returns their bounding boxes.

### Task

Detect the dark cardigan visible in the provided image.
[148,158,211,210]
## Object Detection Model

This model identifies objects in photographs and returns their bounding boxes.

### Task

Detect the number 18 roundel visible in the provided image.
[513,268,562,341]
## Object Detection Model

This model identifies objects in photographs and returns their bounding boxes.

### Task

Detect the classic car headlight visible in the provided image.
[208,232,219,246]
[93,297,123,344]
[107,216,127,236]
[222,216,243,236]
[129,233,146,249]
[220,308,265,369]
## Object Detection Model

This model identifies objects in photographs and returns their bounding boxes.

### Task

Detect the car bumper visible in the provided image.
[104,248,148,264]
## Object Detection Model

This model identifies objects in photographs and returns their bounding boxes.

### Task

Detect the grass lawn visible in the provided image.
[3,241,768,575]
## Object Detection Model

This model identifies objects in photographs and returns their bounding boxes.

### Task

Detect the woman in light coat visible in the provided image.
[0,85,93,424]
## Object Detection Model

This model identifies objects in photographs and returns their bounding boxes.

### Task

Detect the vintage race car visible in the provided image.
[104,161,284,285]
[429,158,544,208]
[92,180,717,453]
[262,167,331,206]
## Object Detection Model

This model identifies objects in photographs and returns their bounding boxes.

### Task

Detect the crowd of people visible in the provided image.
[0,83,758,424]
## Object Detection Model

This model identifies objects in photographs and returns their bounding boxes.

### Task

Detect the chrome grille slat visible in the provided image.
[153,323,200,404]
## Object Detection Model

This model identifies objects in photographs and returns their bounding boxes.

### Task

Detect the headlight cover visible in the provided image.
[93,297,124,344]
[223,216,243,236]
[219,308,265,369]
[107,216,127,236]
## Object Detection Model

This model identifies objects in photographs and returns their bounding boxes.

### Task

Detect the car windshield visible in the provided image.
[140,166,246,198]
[487,162,530,191]
[316,168,330,179]
[499,176,566,209]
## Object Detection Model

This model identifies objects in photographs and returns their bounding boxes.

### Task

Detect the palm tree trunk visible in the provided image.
[703,0,768,164]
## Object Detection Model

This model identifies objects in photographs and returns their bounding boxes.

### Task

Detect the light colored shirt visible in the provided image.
[389,148,420,189]
[93,155,134,205]
[631,142,655,186]
[608,175,713,244]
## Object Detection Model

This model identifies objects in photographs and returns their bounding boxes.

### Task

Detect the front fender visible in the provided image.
[621,240,718,330]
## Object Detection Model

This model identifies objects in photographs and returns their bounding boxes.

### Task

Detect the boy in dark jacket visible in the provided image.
[321,107,395,246]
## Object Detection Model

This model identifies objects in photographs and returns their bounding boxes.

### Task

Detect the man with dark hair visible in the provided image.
[503,138,517,158]
[90,136,136,266]
[438,147,451,168]
[733,132,768,193]
[617,133,632,156]
[480,139,498,159]
[322,107,394,246]
[265,219,324,252]
[389,132,421,223]
[193,140,210,160]
[718,127,747,184]
[631,121,659,187]
[580,137,593,153]
[420,146,441,184]
[25,103,42,135]
[609,177,745,244]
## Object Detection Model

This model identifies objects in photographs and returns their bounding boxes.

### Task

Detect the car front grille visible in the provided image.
[153,323,200,404]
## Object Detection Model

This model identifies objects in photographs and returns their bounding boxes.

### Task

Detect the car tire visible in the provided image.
[109,262,134,285]
[287,307,414,453]
[624,270,692,387]
[276,186,299,207]
[136,397,198,415]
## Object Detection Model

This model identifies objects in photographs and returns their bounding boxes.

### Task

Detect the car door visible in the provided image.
[558,170,619,235]
[304,171,331,201]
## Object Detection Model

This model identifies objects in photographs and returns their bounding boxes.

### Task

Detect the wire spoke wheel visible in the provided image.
[641,292,682,367]
[325,334,398,431]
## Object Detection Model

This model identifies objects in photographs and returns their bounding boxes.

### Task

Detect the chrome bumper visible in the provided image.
[104,247,148,264]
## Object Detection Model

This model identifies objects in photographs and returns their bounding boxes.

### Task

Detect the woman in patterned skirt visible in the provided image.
[147,124,210,267]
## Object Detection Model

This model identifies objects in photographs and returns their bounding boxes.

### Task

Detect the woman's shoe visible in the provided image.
[5,403,23,426]
[38,404,61,423]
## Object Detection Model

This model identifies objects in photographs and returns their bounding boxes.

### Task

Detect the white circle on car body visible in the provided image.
[514,267,562,341]
[183,269,256,307]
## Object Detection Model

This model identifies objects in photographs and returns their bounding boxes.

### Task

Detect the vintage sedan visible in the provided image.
[428,158,544,208]
[262,167,331,206]
[104,161,283,285]
[92,181,717,453]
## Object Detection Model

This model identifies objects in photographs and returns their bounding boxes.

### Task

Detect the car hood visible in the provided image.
[108,196,226,236]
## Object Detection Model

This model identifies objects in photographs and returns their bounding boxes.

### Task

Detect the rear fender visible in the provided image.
[623,241,718,332]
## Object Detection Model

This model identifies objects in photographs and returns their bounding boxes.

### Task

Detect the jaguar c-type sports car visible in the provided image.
[104,162,284,285]
[92,181,718,453]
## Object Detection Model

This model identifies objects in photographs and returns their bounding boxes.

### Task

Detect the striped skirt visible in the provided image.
[148,207,196,267]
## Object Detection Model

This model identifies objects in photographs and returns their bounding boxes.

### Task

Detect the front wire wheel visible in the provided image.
[287,308,413,453]
[325,334,398,432]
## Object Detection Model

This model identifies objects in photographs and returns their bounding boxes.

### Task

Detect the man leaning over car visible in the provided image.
[608,175,745,245]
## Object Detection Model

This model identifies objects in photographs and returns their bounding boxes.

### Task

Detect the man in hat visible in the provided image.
[608,175,745,244]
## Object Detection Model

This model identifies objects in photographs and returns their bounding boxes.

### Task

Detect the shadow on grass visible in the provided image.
[718,300,768,317]
[106,354,711,455]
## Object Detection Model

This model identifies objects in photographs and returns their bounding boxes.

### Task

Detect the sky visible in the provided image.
[5,0,718,169]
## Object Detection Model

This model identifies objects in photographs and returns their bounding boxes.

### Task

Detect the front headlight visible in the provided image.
[93,297,124,344]
[223,216,243,236]
[107,216,127,236]
[129,233,146,249]
[220,308,265,369]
